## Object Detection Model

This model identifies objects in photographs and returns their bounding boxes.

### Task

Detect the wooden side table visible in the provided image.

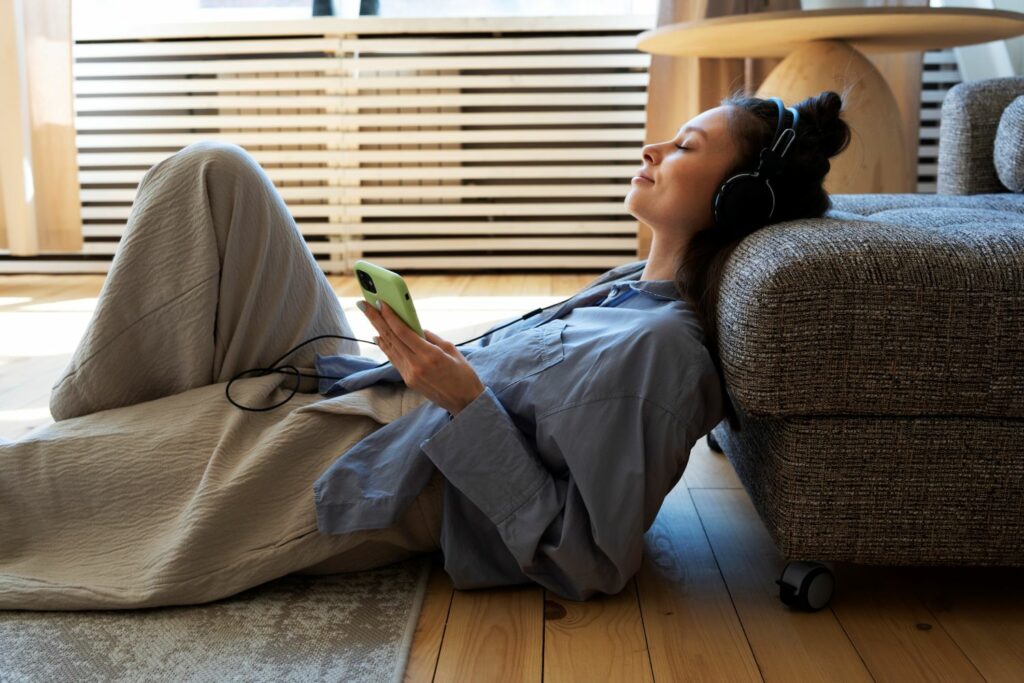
[636,7,1024,194]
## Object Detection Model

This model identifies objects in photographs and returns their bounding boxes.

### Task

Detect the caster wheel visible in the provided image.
[706,430,724,453]
[776,561,835,611]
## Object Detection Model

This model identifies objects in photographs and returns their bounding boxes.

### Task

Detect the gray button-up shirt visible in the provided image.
[312,259,727,600]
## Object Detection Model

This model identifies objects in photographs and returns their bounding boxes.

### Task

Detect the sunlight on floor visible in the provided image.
[0,312,94,356]
[0,407,51,423]
[18,297,100,312]
[0,289,567,439]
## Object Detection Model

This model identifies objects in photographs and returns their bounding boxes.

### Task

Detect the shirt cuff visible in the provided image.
[420,386,549,524]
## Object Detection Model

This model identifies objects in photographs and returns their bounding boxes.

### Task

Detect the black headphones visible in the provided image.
[711,96,799,231]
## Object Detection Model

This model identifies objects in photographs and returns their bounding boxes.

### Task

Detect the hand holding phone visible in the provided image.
[353,259,424,337]
[354,260,486,416]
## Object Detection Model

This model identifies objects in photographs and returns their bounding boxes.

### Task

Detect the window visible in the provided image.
[73,0,657,29]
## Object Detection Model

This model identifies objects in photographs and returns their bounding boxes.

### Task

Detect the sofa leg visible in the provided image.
[776,561,835,611]
[706,430,724,453]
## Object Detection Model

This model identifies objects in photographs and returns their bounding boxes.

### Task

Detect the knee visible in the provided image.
[175,140,259,179]
[136,140,265,214]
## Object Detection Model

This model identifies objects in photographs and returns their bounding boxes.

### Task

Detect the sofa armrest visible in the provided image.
[716,211,1024,418]
[938,76,1024,195]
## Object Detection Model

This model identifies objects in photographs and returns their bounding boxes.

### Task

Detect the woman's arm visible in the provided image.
[420,386,704,601]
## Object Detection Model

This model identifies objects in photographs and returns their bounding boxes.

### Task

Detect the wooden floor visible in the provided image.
[2,273,1023,683]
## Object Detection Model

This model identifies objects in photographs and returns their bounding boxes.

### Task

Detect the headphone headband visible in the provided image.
[711,96,800,230]
[762,97,799,177]
[768,97,799,141]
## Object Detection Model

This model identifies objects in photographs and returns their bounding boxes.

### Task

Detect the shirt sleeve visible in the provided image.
[419,385,699,601]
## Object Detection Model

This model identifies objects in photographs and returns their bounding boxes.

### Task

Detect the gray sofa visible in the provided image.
[709,76,1024,567]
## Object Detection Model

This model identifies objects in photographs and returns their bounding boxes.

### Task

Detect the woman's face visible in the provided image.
[625,105,741,238]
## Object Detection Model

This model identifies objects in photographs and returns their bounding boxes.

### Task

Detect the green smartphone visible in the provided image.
[353,259,424,338]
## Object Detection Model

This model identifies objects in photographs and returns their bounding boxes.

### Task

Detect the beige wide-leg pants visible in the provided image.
[0,141,443,611]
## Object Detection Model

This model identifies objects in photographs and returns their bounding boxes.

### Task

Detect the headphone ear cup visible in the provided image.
[713,174,774,230]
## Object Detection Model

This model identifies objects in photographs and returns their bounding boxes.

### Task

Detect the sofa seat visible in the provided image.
[715,191,1024,420]
[716,410,1023,565]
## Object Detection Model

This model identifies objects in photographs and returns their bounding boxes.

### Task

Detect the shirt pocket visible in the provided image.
[465,318,568,393]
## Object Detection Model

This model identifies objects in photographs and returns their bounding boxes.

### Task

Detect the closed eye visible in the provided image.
[675,144,689,151]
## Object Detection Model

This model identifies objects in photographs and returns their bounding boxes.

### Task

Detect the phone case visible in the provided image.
[353,259,424,338]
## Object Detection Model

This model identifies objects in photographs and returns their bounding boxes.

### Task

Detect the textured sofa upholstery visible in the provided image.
[709,76,1024,566]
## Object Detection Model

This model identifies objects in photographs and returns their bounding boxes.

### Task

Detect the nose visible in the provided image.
[641,143,658,166]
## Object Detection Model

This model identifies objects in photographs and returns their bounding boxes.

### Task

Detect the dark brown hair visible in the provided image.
[674,89,853,430]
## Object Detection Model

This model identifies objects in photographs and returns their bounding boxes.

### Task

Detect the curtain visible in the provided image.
[0,0,81,255]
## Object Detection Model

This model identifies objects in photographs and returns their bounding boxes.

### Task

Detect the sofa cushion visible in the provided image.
[995,96,1024,192]
[716,193,1024,419]
[829,192,1024,217]
[938,77,1024,195]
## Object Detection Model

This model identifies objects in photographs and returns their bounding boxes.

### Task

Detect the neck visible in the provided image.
[639,232,683,281]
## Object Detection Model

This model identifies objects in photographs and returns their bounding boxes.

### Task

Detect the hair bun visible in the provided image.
[795,90,852,160]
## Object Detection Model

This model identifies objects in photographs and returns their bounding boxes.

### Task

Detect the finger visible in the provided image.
[366,303,395,347]
[361,301,384,331]
[379,302,431,355]
[368,306,401,349]
[377,334,415,385]
[376,329,394,354]
[376,334,401,364]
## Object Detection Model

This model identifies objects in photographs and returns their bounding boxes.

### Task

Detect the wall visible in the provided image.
[994,0,1024,74]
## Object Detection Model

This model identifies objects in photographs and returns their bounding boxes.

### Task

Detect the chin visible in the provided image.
[623,194,645,223]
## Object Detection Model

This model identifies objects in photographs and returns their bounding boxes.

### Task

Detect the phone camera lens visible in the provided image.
[358,271,376,293]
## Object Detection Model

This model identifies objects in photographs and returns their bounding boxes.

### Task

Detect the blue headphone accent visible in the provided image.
[711,96,799,230]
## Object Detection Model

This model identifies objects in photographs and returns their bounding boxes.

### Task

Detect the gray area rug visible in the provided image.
[0,556,432,683]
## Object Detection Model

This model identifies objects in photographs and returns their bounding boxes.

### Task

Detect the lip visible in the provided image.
[631,175,654,184]
[633,169,655,183]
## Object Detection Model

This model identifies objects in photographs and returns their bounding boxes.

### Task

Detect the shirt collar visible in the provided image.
[596,259,684,303]
[625,278,682,302]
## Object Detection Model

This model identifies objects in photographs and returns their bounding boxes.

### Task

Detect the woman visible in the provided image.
[0,90,850,610]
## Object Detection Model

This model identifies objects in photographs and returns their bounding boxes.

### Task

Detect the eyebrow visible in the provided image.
[677,125,708,139]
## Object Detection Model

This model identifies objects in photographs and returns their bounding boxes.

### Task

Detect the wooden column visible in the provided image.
[0,0,81,255]
[637,0,799,260]
[864,0,929,191]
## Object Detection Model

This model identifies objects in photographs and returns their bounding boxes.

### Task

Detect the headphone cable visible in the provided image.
[225,301,563,412]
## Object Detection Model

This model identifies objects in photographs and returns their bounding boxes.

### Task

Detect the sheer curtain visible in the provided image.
[0,0,81,255]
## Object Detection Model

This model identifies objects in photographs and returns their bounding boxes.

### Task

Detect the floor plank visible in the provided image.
[903,565,1024,683]
[404,556,455,683]
[433,585,544,683]
[637,481,763,682]
[683,436,743,489]
[829,563,985,682]
[690,488,873,682]
[542,578,653,683]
